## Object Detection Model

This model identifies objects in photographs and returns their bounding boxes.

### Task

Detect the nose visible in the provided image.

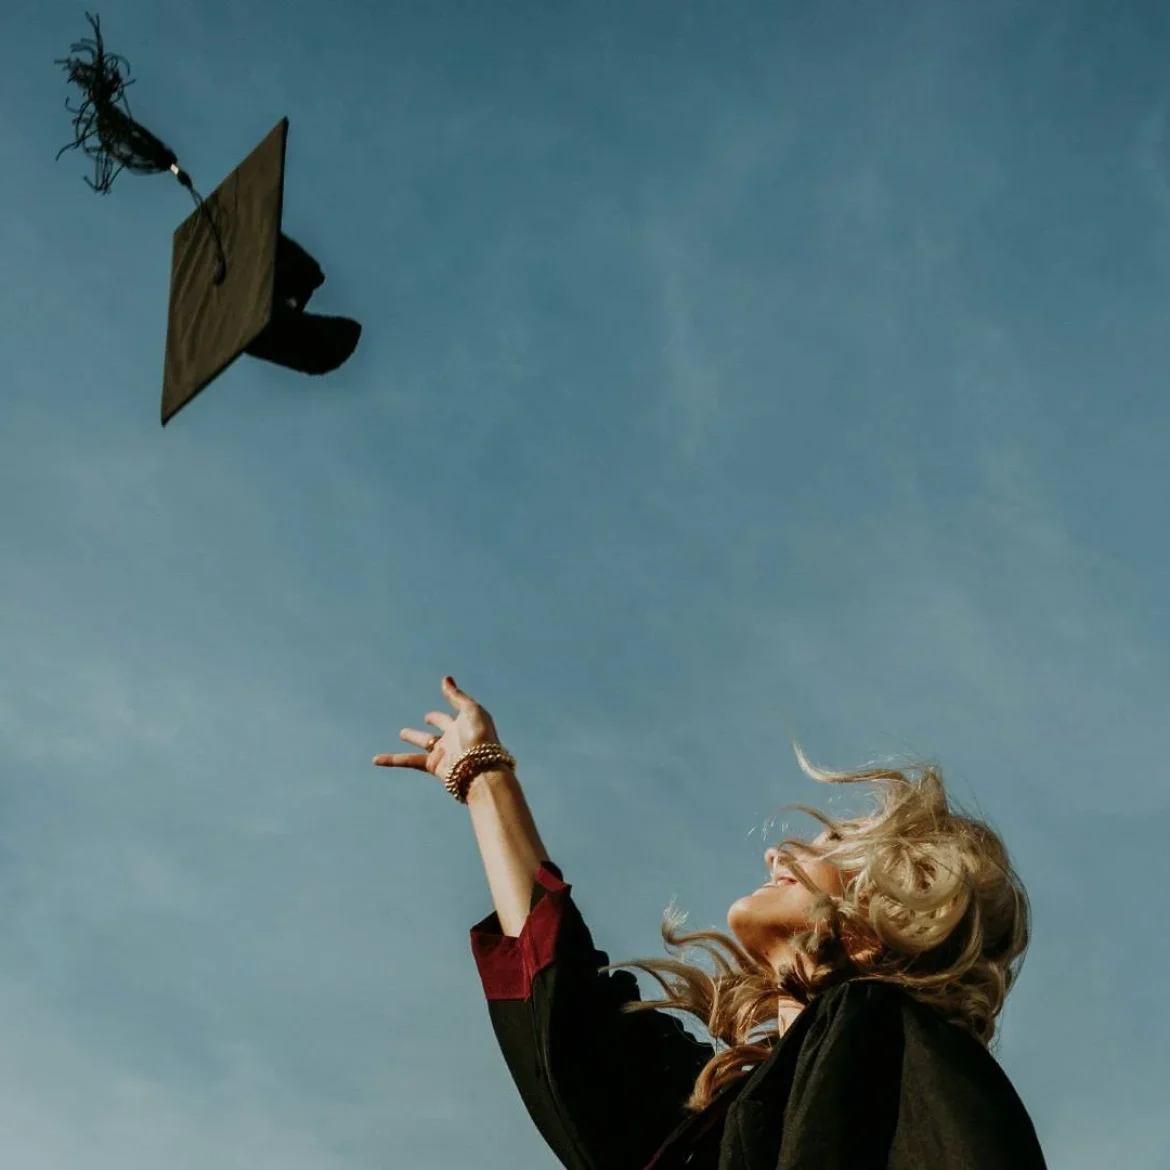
[764,847,780,872]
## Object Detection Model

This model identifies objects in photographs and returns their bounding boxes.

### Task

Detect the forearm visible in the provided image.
[465,766,550,937]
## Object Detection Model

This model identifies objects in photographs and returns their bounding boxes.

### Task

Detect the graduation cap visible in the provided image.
[55,12,361,426]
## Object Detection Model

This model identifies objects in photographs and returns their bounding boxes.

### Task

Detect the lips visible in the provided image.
[755,877,797,892]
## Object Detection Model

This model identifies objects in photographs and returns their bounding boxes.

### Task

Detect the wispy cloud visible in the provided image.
[3,3,1169,1166]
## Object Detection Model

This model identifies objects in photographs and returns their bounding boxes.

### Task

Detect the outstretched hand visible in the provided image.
[372,676,502,782]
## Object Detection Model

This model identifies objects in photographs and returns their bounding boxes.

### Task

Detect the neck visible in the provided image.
[770,944,810,1035]
[777,997,804,1034]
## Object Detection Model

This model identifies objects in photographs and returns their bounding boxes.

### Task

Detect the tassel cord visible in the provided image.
[55,11,227,283]
[171,165,228,285]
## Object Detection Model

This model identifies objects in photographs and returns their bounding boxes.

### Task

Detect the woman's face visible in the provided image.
[727,831,846,971]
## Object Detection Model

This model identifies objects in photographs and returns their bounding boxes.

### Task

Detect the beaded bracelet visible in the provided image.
[443,744,517,804]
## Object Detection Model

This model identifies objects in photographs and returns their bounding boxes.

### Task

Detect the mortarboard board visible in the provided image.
[161,118,361,425]
[55,13,361,427]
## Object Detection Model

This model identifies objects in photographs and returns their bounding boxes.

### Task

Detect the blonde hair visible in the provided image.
[601,744,1031,1113]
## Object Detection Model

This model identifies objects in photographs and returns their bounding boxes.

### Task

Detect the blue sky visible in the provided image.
[2,1,1168,1166]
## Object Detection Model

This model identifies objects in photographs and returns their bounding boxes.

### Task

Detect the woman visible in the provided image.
[374,677,1048,1170]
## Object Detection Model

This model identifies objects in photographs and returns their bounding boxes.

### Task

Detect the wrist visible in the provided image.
[447,744,516,804]
[464,765,517,807]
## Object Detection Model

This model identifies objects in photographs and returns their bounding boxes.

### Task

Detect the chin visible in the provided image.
[726,903,772,957]
[727,893,753,923]
[727,892,768,934]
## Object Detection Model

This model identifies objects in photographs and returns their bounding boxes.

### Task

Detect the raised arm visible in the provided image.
[374,675,549,936]
[464,763,549,936]
[375,677,714,1170]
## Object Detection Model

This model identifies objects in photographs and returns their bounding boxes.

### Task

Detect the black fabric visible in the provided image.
[161,118,361,426]
[477,865,1048,1170]
[479,863,714,1170]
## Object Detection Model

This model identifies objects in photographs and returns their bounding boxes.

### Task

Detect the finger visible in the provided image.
[399,727,438,750]
[442,675,472,710]
[371,751,430,769]
[424,711,455,730]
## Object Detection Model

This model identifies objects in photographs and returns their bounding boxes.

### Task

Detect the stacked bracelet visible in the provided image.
[443,744,517,804]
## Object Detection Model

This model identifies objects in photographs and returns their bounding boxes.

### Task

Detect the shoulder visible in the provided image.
[811,979,982,1059]
[776,979,912,1094]
[812,981,1030,1104]
[812,977,911,1026]
[799,980,943,1074]
[786,982,1045,1164]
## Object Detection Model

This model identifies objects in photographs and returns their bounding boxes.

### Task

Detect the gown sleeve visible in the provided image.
[469,861,715,1170]
[777,980,1048,1170]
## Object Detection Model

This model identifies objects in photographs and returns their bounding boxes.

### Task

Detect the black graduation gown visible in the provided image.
[469,861,1048,1170]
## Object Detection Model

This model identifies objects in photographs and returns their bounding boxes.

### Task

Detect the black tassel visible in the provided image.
[55,11,178,191]
[55,11,227,283]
